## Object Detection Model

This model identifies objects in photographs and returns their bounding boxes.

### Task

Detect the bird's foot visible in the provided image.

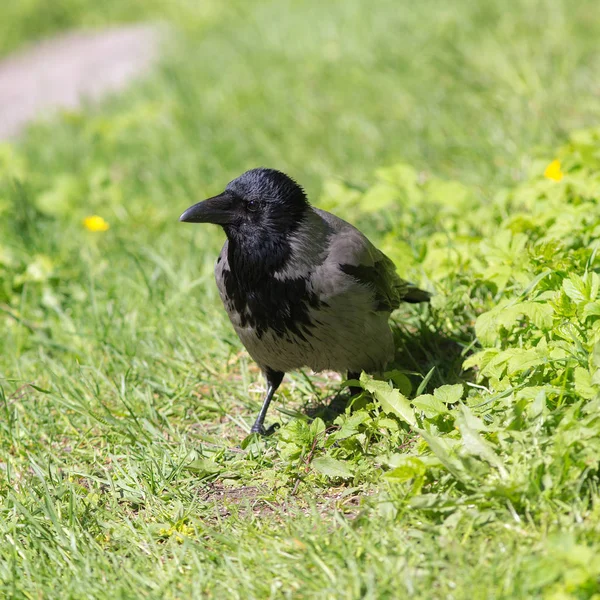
[250,422,280,436]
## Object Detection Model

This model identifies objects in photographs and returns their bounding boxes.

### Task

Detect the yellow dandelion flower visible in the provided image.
[544,159,564,182]
[83,215,110,232]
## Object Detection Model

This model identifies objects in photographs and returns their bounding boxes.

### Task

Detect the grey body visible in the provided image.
[215,207,404,374]
[180,167,429,434]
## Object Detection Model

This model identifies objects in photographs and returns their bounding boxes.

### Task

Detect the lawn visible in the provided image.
[2,0,600,598]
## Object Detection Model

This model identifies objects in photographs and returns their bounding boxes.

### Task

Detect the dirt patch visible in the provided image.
[0,24,161,139]
[201,480,369,522]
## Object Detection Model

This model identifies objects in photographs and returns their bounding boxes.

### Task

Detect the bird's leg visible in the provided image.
[347,371,362,396]
[250,369,285,435]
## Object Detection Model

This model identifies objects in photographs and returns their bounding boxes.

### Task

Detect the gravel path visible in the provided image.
[0,24,160,140]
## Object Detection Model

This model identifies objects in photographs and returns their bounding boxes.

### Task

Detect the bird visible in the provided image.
[179,168,430,435]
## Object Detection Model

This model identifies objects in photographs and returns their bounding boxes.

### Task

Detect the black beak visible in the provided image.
[179,193,235,225]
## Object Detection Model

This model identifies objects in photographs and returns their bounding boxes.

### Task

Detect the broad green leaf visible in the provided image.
[458,404,488,431]
[506,348,545,375]
[528,389,546,419]
[309,417,326,438]
[563,274,587,303]
[475,308,500,347]
[518,302,554,330]
[312,456,353,479]
[478,348,545,378]
[361,373,416,427]
[433,384,464,404]
[412,394,447,418]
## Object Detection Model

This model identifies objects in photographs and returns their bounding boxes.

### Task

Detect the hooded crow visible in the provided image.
[180,168,430,434]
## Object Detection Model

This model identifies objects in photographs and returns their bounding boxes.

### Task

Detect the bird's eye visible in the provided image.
[246,200,259,212]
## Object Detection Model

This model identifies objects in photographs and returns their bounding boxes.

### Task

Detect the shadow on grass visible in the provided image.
[390,318,474,391]
[302,317,476,425]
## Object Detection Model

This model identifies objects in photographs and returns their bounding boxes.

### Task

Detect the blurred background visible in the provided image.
[2,0,600,189]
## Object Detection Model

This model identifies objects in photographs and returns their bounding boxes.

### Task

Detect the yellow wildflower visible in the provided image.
[544,159,564,182]
[158,523,194,544]
[83,215,110,232]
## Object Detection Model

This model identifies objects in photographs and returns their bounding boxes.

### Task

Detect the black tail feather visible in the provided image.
[403,285,431,303]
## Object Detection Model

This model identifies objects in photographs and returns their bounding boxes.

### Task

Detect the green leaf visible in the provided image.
[582,301,600,320]
[590,272,600,301]
[592,342,600,370]
[312,456,353,479]
[456,406,508,479]
[506,348,545,375]
[475,301,554,346]
[528,389,546,419]
[574,367,598,400]
[360,373,416,427]
[29,384,52,394]
[333,411,371,440]
[412,394,448,418]
[384,457,427,483]
[418,429,469,482]
[463,348,499,372]
[518,302,554,330]
[563,274,587,303]
[185,459,221,477]
[479,348,545,378]
[433,384,464,404]
[309,417,326,438]
[383,370,412,395]
[416,367,436,396]
[474,309,498,347]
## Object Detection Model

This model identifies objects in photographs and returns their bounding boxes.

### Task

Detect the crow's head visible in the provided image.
[179,168,309,240]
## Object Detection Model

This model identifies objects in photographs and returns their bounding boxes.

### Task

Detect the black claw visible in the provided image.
[264,423,280,435]
[250,422,280,436]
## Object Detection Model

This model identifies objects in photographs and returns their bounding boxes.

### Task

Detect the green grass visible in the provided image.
[2,0,600,598]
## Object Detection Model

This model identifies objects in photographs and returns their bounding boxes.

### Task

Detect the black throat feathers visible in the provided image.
[221,223,324,341]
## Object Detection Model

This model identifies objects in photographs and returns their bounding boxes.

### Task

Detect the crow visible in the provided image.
[180,168,430,434]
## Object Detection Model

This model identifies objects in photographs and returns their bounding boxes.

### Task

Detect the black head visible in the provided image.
[179,168,309,240]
